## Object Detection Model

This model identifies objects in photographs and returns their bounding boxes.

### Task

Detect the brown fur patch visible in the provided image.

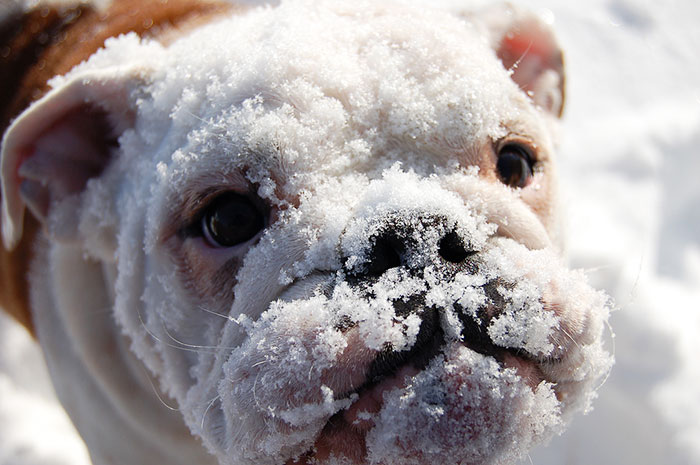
[0,0,231,335]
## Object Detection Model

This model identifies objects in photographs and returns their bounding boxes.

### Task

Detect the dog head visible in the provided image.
[1,2,611,464]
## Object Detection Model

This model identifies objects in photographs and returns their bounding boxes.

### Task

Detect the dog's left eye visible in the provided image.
[496,144,536,188]
[199,193,265,248]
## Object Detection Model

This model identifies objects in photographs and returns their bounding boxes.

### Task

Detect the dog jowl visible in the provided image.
[0,1,612,465]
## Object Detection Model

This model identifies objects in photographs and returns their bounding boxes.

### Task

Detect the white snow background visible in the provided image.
[0,0,699,464]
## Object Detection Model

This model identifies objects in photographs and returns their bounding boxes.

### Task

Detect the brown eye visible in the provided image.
[496,144,535,188]
[200,193,264,248]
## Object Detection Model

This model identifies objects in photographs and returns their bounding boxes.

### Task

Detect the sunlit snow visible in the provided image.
[0,0,698,464]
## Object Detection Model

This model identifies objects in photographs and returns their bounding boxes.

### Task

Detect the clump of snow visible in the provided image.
[220,295,355,463]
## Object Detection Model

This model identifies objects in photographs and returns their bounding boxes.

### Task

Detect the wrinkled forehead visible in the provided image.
[135,2,536,196]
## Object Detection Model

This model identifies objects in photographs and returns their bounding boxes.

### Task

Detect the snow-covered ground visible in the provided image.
[1,0,699,464]
[524,0,700,463]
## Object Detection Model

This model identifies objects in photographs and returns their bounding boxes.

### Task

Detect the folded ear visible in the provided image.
[1,68,145,250]
[476,4,565,117]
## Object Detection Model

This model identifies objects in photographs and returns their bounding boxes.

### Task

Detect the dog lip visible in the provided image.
[458,306,508,361]
[456,298,565,377]
[333,300,547,415]
[317,307,446,441]
[458,307,552,385]
[354,307,445,393]
[337,299,550,402]
[277,271,337,304]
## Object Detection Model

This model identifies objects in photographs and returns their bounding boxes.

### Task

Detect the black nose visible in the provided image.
[438,230,473,264]
[348,214,475,279]
[364,234,404,277]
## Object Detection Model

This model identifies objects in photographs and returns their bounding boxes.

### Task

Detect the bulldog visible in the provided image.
[0,1,613,464]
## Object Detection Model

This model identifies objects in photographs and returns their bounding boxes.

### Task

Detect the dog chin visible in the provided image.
[294,352,546,465]
[283,344,559,465]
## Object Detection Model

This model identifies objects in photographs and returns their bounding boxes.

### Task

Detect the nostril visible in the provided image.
[438,231,474,263]
[342,215,474,278]
[365,235,403,277]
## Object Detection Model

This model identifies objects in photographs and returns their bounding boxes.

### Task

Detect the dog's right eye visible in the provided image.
[199,193,265,248]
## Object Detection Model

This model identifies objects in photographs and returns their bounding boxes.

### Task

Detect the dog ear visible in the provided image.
[475,4,565,117]
[1,68,144,250]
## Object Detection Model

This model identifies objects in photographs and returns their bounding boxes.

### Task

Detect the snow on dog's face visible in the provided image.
[1,2,612,464]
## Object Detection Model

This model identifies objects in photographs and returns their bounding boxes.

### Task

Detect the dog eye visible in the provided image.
[496,144,535,188]
[200,193,264,248]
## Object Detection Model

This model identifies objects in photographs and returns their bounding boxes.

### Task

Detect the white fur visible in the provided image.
[1,2,612,464]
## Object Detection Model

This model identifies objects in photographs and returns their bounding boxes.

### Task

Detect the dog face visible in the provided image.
[1,2,612,465]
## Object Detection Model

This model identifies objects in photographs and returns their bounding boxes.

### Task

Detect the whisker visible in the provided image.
[137,304,219,354]
[201,394,222,431]
[589,254,637,393]
[224,357,266,386]
[615,253,644,313]
[162,322,237,352]
[595,316,616,392]
[580,263,620,274]
[560,326,581,351]
[140,364,179,411]
[509,40,534,94]
[184,110,231,144]
[198,306,255,336]
[492,222,518,242]
[252,370,263,410]
[308,362,315,381]
[199,305,237,321]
